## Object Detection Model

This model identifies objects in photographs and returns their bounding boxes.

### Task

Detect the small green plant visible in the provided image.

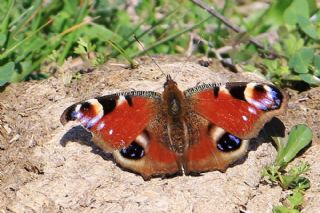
[74,38,96,60]
[74,38,107,67]
[262,124,313,212]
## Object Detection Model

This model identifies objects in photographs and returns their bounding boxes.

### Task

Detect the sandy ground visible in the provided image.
[0,56,319,212]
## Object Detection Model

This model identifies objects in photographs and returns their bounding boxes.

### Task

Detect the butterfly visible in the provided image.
[60,75,288,180]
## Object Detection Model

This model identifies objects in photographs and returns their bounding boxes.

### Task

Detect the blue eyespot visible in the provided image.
[120,142,145,160]
[217,133,242,152]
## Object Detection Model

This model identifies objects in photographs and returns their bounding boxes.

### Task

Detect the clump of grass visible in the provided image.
[0,0,214,87]
[262,124,313,212]
[0,0,93,86]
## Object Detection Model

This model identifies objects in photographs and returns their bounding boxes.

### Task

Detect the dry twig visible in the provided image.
[190,0,277,55]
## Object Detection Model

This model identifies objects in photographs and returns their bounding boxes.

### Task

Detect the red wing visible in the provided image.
[184,82,288,139]
[61,92,180,179]
[185,118,249,173]
[61,93,159,149]
[112,127,180,180]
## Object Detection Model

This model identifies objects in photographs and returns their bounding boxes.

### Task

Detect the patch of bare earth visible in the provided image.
[0,56,319,212]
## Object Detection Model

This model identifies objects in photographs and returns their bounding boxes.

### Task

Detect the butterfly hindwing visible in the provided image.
[61,92,180,180]
[112,129,180,179]
[185,119,249,173]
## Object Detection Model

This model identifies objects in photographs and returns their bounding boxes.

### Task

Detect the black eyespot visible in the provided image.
[120,142,145,160]
[81,102,91,112]
[217,133,242,152]
[254,84,266,93]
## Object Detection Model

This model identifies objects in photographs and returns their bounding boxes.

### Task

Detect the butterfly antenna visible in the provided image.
[134,35,166,76]
[172,32,203,81]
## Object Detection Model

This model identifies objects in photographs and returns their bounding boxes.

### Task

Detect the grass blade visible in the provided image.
[0,19,52,60]
[131,15,212,58]
[276,124,312,166]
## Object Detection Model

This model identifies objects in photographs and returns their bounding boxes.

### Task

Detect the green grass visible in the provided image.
[262,124,313,213]
[0,0,319,88]
[0,0,320,86]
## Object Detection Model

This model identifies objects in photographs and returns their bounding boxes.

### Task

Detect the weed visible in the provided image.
[262,124,313,212]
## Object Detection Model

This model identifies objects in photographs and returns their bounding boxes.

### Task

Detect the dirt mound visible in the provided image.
[1,56,319,212]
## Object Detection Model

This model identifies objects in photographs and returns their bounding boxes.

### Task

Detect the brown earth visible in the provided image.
[0,56,319,212]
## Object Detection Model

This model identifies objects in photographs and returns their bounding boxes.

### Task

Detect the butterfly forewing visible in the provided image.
[184,82,288,139]
[61,92,160,148]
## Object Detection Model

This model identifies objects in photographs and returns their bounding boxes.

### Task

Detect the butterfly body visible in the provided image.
[61,75,287,180]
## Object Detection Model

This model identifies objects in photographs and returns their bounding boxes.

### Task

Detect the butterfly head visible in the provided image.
[164,75,178,89]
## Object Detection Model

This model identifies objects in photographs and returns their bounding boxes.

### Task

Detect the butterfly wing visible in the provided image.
[185,82,288,138]
[183,82,287,173]
[61,92,180,180]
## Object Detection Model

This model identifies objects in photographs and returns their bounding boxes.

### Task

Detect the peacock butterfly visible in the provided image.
[60,75,288,180]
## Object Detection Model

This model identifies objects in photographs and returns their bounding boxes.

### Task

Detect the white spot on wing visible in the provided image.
[242,115,248,121]
[244,82,257,100]
[72,104,83,119]
[75,104,81,112]
[117,95,126,106]
[87,99,99,105]
[248,106,257,115]
[219,86,230,95]
[108,129,113,135]
[264,85,272,92]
